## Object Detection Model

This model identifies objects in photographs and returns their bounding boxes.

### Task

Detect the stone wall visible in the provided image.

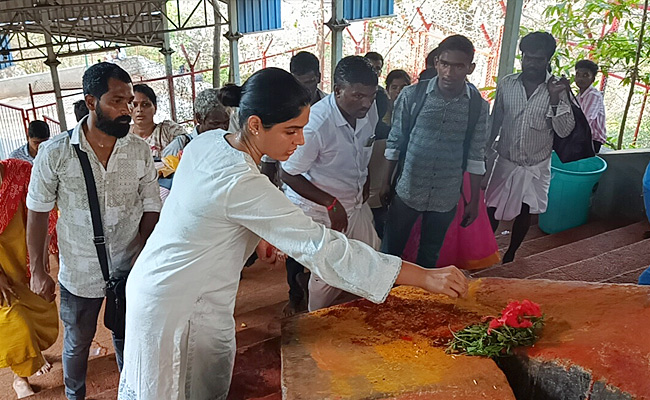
[0,65,85,100]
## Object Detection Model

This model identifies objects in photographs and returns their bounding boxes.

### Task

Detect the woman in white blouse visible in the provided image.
[118,68,468,400]
[129,84,187,158]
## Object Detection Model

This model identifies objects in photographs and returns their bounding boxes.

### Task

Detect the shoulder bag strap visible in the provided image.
[394,79,430,184]
[67,130,110,283]
[402,79,431,155]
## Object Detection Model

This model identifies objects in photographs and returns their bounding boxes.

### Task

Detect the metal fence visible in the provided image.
[0,102,29,159]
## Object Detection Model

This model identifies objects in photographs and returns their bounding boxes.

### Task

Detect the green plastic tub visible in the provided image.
[539,152,608,234]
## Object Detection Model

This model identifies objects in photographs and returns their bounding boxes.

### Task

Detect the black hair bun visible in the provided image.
[218,84,243,107]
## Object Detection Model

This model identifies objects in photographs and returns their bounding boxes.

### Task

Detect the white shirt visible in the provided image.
[281,93,378,217]
[27,117,162,297]
[119,130,401,399]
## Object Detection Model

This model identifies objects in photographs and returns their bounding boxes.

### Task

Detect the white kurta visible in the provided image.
[117,130,402,400]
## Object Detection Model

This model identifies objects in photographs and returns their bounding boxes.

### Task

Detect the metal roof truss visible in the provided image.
[0,0,229,62]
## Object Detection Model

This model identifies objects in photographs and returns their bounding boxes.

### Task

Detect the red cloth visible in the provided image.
[0,159,32,235]
[0,158,59,278]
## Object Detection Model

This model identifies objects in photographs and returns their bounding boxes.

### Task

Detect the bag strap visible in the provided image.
[67,130,110,283]
[462,84,483,171]
[184,133,193,146]
[400,79,430,161]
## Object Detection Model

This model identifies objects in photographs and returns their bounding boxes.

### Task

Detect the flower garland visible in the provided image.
[447,300,545,357]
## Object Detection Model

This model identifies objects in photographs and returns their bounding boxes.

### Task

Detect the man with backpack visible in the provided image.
[379,35,489,268]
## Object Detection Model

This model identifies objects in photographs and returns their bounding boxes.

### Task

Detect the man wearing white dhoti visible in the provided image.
[485,32,575,263]
[118,68,468,400]
[280,56,381,312]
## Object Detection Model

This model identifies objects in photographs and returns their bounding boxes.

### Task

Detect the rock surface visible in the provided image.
[282,278,650,399]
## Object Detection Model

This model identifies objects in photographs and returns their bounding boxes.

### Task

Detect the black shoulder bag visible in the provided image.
[552,89,595,163]
[67,130,127,339]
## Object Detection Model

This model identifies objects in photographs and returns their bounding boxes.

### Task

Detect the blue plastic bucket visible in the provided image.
[539,152,608,234]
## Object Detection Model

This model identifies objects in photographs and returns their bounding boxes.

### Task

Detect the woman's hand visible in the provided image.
[420,266,469,298]
[396,262,468,298]
[256,240,287,267]
[0,269,19,307]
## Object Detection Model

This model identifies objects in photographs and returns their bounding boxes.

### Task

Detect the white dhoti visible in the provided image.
[485,155,552,221]
[308,203,380,311]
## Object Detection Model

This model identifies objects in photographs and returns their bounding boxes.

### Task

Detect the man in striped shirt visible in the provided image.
[574,59,607,153]
[486,32,575,263]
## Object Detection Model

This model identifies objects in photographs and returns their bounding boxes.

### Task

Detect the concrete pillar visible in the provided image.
[41,12,67,131]
[213,1,222,88]
[225,0,242,85]
[497,0,524,82]
[325,0,349,88]
[160,29,177,121]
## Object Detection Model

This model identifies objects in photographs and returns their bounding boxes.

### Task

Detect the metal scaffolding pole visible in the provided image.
[325,0,349,89]
[225,0,242,85]
[497,0,524,82]
[213,1,222,88]
[42,12,68,131]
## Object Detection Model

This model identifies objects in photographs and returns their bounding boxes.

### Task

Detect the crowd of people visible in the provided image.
[0,30,615,400]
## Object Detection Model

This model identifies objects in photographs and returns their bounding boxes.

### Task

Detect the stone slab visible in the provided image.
[281,285,515,400]
[282,278,650,399]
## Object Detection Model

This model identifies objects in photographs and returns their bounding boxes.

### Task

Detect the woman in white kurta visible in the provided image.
[118,68,468,400]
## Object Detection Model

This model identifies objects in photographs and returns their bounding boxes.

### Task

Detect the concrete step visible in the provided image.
[527,238,650,283]
[30,354,119,400]
[473,220,642,279]
[504,219,630,259]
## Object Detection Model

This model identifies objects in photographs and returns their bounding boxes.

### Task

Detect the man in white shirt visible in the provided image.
[26,63,161,400]
[280,55,379,311]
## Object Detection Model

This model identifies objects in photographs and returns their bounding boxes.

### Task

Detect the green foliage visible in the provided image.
[543,0,650,84]
[533,0,650,149]
[447,317,545,358]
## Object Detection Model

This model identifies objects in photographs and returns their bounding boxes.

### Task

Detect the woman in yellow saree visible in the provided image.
[0,158,58,398]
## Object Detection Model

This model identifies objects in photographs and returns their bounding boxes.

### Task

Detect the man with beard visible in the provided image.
[280,56,379,312]
[26,62,161,400]
[485,32,574,263]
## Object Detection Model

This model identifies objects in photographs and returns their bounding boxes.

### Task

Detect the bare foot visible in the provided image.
[282,299,307,317]
[35,357,52,376]
[13,376,35,399]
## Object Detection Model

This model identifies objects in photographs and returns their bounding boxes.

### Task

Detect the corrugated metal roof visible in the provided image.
[343,0,393,21]
[237,0,282,34]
